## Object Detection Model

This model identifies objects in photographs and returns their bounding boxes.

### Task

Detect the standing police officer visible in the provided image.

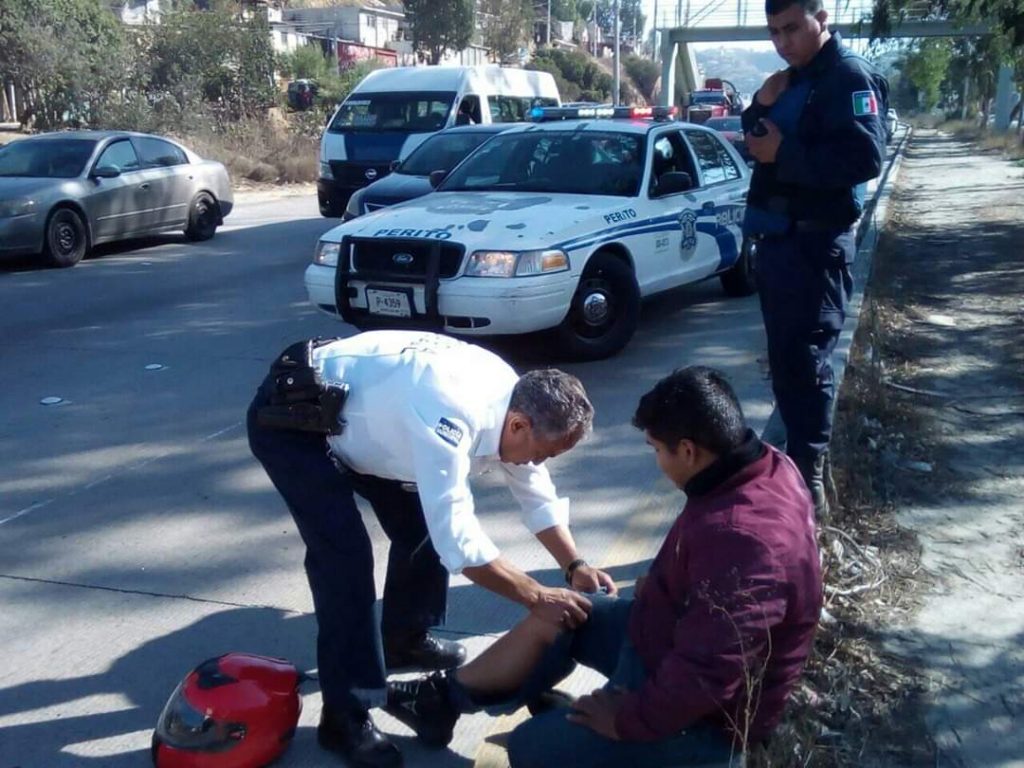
[247,330,613,768]
[743,0,887,515]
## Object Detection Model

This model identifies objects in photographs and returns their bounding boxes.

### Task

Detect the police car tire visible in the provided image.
[720,236,757,297]
[554,253,640,361]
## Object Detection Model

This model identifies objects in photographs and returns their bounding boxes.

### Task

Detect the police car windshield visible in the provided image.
[328,91,457,133]
[397,131,497,176]
[440,131,644,197]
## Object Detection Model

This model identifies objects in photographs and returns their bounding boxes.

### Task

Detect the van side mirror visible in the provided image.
[390,159,401,172]
[653,171,692,196]
[429,169,448,189]
[92,165,121,179]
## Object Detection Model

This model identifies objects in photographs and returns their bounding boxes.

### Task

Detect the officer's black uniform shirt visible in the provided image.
[743,33,888,231]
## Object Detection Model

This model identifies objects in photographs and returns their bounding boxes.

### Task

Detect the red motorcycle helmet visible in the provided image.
[152,653,304,768]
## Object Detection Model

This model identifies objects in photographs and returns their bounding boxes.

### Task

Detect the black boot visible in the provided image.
[384,631,467,671]
[385,672,458,748]
[318,706,403,768]
[794,453,830,518]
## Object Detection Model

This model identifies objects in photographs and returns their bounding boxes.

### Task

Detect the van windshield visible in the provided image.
[328,91,457,133]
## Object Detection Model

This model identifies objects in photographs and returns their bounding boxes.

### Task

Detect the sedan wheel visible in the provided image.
[184,193,219,242]
[44,208,88,268]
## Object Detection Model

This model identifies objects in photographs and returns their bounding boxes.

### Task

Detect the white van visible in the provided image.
[317,65,560,217]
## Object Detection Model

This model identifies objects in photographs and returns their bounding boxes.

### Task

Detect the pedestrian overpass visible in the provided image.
[654,0,1014,129]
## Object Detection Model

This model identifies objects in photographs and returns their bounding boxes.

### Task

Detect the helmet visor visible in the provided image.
[155,681,246,752]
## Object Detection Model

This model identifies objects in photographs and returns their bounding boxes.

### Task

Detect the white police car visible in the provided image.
[305,105,754,360]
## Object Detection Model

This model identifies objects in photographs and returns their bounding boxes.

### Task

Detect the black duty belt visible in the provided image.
[256,337,349,435]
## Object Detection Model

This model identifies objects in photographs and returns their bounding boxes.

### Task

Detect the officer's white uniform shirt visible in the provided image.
[312,331,571,574]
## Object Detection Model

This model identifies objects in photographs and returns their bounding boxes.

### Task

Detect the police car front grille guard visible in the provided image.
[336,235,444,329]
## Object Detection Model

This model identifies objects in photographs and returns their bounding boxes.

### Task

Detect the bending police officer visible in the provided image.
[247,330,614,768]
[743,0,888,514]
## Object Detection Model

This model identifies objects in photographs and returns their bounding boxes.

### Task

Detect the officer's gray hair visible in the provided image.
[509,369,594,441]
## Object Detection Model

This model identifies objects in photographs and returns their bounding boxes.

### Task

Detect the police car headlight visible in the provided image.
[314,240,340,267]
[466,249,569,278]
[320,161,333,180]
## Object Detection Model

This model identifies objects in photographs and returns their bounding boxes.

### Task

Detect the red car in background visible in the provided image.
[704,116,751,163]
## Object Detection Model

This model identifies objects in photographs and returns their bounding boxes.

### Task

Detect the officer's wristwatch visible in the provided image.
[565,558,587,584]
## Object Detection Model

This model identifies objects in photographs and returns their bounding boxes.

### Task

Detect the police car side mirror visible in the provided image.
[429,169,448,189]
[654,171,693,197]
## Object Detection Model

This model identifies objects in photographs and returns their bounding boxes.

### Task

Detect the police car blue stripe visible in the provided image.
[555,213,682,250]
[566,223,682,252]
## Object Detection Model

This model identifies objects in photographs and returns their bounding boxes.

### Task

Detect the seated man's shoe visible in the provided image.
[384,632,467,671]
[318,706,402,768]
[385,672,458,748]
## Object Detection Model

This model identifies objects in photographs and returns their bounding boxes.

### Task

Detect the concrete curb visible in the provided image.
[760,125,912,449]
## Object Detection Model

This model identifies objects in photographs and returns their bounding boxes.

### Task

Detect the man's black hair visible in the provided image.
[632,366,747,456]
[765,0,822,15]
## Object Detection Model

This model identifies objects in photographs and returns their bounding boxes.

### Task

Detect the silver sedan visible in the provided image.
[0,130,233,267]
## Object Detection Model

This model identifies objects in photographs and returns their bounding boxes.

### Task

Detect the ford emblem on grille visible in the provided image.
[365,168,378,180]
[392,252,414,265]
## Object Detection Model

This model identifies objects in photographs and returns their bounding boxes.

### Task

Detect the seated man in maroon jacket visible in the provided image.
[386,366,823,767]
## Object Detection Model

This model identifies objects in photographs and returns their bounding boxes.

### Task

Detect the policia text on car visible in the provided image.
[247,330,615,768]
[743,0,888,515]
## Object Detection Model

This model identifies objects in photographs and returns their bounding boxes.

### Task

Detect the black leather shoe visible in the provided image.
[385,672,458,748]
[384,632,467,671]
[318,706,403,768]
[793,453,831,518]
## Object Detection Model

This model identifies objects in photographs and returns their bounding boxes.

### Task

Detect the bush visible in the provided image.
[624,55,659,103]
[529,48,613,103]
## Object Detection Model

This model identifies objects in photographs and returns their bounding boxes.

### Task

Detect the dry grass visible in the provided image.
[178,113,320,186]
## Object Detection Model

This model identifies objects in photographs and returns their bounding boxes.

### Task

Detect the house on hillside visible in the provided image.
[109,0,161,24]
[280,1,407,66]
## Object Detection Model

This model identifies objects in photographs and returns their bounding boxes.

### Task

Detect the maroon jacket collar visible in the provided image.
[683,429,767,498]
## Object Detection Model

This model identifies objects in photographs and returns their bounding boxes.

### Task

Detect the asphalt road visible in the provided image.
[0,190,775,767]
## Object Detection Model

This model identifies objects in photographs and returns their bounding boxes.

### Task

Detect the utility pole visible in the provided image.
[652,0,659,61]
[613,0,620,105]
[546,0,551,45]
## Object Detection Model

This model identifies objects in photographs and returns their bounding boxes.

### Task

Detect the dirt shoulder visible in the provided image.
[801,129,1024,767]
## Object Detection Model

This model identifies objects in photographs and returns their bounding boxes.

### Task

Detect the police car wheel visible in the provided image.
[555,253,640,361]
[720,236,758,297]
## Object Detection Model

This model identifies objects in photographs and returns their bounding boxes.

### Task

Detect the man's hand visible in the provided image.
[747,119,783,164]
[566,688,624,739]
[533,586,591,629]
[570,564,619,596]
[755,69,791,107]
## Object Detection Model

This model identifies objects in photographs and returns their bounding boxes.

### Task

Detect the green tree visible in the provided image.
[624,54,660,102]
[903,38,953,110]
[551,0,577,22]
[139,6,275,122]
[594,0,645,42]
[528,48,613,101]
[404,0,475,65]
[481,0,533,64]
[0,0,127,129]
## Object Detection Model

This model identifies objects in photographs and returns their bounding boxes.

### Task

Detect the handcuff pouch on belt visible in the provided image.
[256,338,348,435]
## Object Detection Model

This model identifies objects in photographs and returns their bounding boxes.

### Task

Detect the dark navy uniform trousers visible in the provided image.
[756,227,854,463]
[246,373,449,713]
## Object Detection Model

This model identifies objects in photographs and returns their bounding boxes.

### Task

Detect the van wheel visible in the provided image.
[720,236,757,297]
[44,207,89,268]
[553,252,640,361]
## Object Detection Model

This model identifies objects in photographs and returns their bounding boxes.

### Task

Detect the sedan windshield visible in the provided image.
[398,131,498,176]
[328,91,456,134]
[441,131,645,197]
[0,139,96,178]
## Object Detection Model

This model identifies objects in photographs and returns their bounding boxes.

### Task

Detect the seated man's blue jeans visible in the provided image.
[452,596,736,767]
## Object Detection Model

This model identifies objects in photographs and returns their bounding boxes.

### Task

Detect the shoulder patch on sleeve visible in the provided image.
[435,417,465,447]
[852,90,879,117]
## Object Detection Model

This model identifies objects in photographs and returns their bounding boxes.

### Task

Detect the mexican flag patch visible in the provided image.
[852,90,878,117]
